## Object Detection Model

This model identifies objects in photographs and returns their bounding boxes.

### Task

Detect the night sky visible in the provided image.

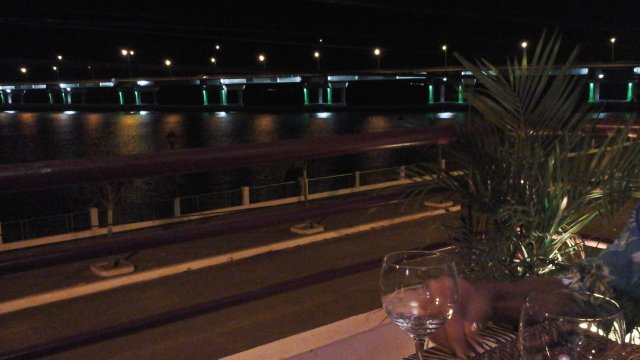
[2,1,640,79]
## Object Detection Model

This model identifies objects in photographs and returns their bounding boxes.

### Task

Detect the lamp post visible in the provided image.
[164,58,173,77]
[52,66,60,81]
[210,57,217,72]
[313,51,320,72]
[521,41,528,66]
[373,48,381,70]
[610,37,616,63]
[120,48,135,77]
[258,54,266,69]
[442,44,448,68]
[19,67,28,81]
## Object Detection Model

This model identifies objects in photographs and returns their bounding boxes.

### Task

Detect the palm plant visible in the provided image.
[410,32,640,280]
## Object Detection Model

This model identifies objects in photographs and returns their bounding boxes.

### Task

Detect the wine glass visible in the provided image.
[380,251,458,360]
[519,289,625,359]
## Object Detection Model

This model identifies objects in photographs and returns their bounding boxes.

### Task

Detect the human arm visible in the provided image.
[428,276,565,359]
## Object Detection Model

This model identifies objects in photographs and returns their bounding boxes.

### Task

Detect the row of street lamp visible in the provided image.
[13,38,622,80]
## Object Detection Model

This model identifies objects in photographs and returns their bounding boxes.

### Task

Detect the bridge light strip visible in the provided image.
[628,82,634,102]
[137,80,153,86]
[634,67,640,75]
[328,75,358,81]
[220,78,246,85]
[588,82,595,103]
[276,76,302,83]
[99,82,115,87]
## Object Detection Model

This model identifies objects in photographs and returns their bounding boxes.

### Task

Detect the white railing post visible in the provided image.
[438,144,446,171]
[355,171,360,187]
[242,186,250,205]
[173,197,181,217]
[89,207,99,229]
[399,165,406,180]
[303,168,310,199]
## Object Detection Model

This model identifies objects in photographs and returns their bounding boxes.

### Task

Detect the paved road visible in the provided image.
[0,193,458,359]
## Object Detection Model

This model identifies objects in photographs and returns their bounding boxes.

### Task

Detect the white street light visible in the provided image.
[120,48,135,77]
[442,44,448,67]
[313,51,320,72]
[258,54,266,69]
[373,48,381,69]
[610,37,616,62]
[164,59,173,77]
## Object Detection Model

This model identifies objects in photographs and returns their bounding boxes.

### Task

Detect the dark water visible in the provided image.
[0,110,465,221]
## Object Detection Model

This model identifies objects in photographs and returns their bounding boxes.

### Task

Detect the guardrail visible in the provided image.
[0,127,456,271]
[0,164,433,245]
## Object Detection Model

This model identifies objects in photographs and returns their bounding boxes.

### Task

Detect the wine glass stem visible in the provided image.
[413,337,425,360]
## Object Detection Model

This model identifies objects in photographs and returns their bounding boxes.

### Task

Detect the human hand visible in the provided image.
[427,278,494,359]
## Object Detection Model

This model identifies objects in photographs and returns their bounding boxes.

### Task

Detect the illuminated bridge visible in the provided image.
[0,64,638,109]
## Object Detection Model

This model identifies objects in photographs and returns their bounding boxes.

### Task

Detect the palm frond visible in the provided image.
[409,32,640,280]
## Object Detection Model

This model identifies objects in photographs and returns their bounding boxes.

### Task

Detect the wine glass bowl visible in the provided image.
[380,251,458,360]
[519,289,625,360]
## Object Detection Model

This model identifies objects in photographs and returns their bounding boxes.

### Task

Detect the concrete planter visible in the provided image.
[90,259,136,277]
[290,223,325,235]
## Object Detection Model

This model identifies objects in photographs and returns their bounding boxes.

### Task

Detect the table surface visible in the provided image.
[221,308,415,360]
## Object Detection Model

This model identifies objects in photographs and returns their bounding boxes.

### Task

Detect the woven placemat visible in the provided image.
[405,324,640,359]
[405,324,518,359]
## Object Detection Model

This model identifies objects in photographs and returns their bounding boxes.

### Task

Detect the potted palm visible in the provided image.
[411,32,640,281]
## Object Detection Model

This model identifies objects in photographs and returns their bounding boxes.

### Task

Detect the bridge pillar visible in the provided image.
[223,84,245,106]
[329,81,348,105]
[303,77,328,105]
[67,89,87,104]
[0,91,9,104]
[304,84,325,105]
[135,87,159,105]
[591,81,601,102]
[439,84,446,103]
[201,86,209,106]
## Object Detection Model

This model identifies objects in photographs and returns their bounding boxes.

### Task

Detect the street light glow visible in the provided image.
[215,44,220,50]
[442,45,447,51]
[20,67,27,74]
[610,37,616,44]
[258,54,265,62]
[373,48,381,56]
[164,59,172,67]
[521,41,528,49]
[314,51,320,58]
[210,57,217,64]
[52,66,58,71]
[57,55,63,61]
